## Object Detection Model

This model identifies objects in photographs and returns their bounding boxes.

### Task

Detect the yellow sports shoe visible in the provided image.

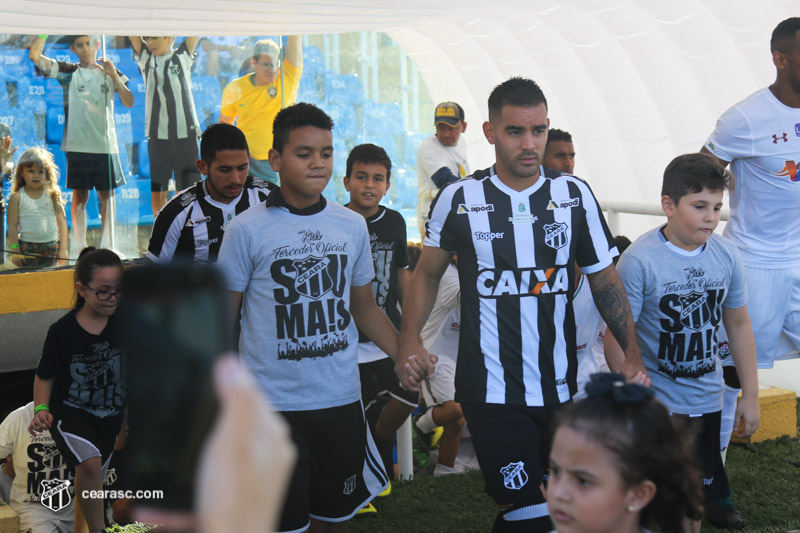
[356,502,377,516]
[431,426,444,448]
[377,481,391,498]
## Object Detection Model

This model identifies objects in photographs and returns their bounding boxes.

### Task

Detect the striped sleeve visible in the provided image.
[146,196,193,263]
[569,178,616,274]
[423,181,463,250]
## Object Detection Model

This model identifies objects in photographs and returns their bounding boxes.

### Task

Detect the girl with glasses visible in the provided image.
[29,247,126,533]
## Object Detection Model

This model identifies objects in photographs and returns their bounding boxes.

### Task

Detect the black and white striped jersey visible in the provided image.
[135,41,201,140]
[147,176,275,263]
[424,165,617,407]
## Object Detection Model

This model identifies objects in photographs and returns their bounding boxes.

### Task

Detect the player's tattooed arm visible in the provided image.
[587,266,631,350]
[587,265,649,384]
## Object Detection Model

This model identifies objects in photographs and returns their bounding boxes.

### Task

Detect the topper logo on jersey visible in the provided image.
[546,198,580,210]
[474,231,504,241]
[477,266,569,298]
[544,222,569,249]
[776,160,800,182]
[40,479,71,512]
[500,461,528,490]
[457,203,494,214]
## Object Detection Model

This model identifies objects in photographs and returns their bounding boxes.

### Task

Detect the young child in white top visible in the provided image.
[6,148,68,268]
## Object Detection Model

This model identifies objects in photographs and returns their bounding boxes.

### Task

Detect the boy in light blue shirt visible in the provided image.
[605,153,760,531]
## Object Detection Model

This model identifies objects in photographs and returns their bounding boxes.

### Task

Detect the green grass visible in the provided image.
[351,400,800,533]
[110,401,800,533]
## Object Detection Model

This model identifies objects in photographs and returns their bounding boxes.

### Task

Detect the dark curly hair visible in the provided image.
[272,102,334,154]
[554,375,703,533]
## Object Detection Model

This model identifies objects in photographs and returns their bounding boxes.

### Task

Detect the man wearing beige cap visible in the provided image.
[219,36,303,184]
[416,102,469,237]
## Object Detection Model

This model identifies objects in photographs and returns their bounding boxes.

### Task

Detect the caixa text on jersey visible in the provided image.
[476,266,570,298]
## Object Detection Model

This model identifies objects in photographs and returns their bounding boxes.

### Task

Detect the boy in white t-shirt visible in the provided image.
[0,402,75,533]
[29,34,133,250]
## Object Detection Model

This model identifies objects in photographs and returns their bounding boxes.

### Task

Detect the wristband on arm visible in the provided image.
[34,404,49,414]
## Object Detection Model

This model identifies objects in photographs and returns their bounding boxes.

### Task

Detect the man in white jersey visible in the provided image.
[701,17,800,527]
[398,77,647,533]
[702,17,800,368]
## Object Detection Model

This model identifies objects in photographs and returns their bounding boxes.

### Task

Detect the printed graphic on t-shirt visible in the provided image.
[65,340,125,417]
[25,436,73,506]
[657,266,727,378]
[776,159,800,182]
[272,229,352,360]
[370,232,394,307]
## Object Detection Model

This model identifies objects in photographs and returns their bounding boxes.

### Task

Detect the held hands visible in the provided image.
[395,338,437,392]
[734,393,761,438]
[28,410,53,436]
[619,357,651,387]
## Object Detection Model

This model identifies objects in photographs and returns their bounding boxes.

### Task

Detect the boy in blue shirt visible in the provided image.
[605,153,760,531]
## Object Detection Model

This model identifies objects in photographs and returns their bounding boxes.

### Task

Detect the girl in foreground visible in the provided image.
[547,373,703,533]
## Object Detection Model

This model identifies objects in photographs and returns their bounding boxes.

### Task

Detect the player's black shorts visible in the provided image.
[148,137,201,192]
[50,407,122,471]
[673,410,729,503]
[462,402,562,505]
[66,152,124,191]
[277,400,388,533]
[359,357,419,411]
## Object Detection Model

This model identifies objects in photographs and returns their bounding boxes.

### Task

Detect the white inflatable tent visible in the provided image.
[2,0,798,391]
[0,0,793,207]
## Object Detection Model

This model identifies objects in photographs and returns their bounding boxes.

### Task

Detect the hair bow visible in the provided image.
[585,372,655,404]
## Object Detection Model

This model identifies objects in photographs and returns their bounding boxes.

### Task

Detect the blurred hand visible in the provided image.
[197,355,296,533]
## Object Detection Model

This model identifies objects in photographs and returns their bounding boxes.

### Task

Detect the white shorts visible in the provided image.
[574,337,609,400]
[422,356,456,406]
[717,265,800,369]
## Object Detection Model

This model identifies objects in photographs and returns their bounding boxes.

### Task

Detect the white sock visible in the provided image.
[433,462,457,477]
[73,208,87,251]
[720,385,741,458]
[415,409,438,433]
